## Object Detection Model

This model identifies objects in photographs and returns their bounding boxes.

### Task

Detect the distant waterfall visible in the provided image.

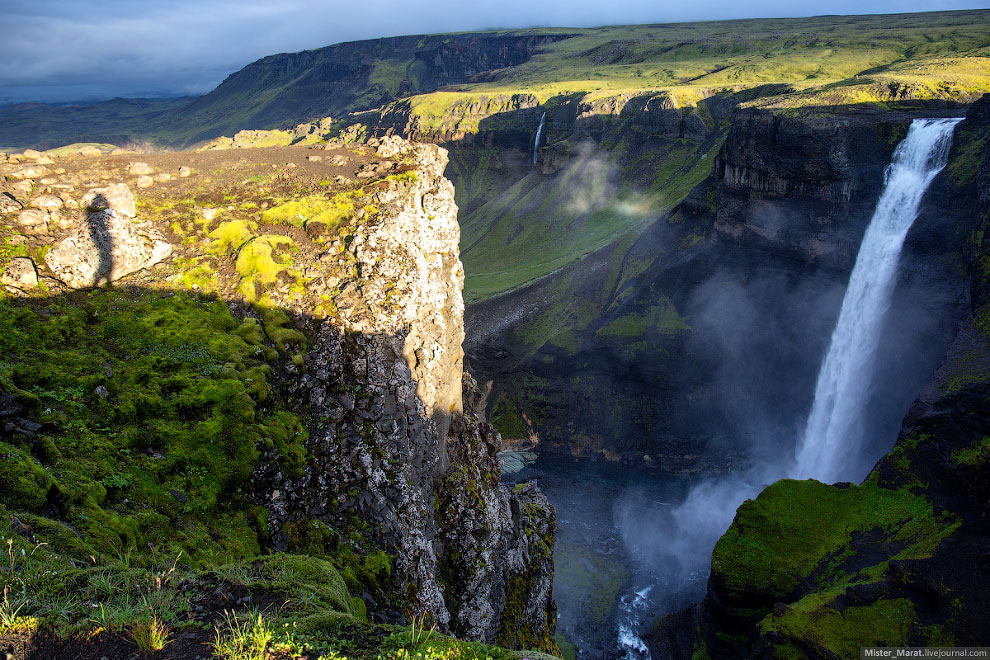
[532,111,546,165]
[796,117,961,482]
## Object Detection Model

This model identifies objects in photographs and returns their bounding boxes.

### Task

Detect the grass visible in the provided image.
[130,613,173,653]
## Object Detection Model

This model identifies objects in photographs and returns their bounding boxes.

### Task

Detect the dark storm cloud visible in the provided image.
[0,0,985,103]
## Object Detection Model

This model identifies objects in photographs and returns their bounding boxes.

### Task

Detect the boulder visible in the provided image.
[16,209,48,231]
[135,175,154,188]
[2,164,48,180]
[45,210,172,288]
[82,184,136,218]
[178,166,193,178]
[129,162,154,175]
[0,193,22,214]
[1,258,39,289]
[31,194,63,210]
[78,146,102,157]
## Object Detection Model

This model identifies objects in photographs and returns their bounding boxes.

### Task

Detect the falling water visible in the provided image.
[796,117,961,482]
[533,111,546,165]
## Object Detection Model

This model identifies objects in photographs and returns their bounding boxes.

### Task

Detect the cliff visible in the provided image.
[648,94,990,659]
[0,137,557,656]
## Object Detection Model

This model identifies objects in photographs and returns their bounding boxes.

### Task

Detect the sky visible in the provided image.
[1,0,986,105]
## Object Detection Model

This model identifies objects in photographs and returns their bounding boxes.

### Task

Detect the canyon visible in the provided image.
[1,9,990,659]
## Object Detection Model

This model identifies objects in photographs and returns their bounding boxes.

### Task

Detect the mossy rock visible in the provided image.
[253,554,354,615]
[0,442,57,511]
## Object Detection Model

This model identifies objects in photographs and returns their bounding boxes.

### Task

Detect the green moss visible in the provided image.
[261,193,356,230]
[256,305,306,354]
[951,435,990,467]
[0,442,57,510]
[761,597,916,658]
[0,290,284,565]
[206,219,257,255]
[252,554,354,615]
[235,235,298,301]
[596,299,690,340]
[712,479,957,604]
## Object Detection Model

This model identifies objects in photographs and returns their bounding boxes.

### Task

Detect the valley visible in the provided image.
[2,7,990,660]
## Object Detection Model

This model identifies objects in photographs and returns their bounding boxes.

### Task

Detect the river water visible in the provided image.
[503,455,704,660]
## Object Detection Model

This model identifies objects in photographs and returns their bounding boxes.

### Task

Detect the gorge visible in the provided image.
[2,8,990,660]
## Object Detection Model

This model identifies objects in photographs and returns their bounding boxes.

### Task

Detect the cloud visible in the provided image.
[1,0,986,103]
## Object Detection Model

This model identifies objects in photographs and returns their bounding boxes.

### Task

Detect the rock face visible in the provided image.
[250,138,558,650]
[713,109,907,270]
[45,184,172,288]
[648,95,990,659]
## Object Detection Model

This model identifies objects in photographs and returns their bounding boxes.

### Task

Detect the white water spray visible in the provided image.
[796,117,961,482]
[532,111,546,165]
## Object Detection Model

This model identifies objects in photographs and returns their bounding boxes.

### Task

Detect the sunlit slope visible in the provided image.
[451,10,990,102]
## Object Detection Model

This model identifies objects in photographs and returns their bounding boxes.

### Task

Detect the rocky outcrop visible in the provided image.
[243,137,558,649]
[711,109,917,270]
[44,184,172,288]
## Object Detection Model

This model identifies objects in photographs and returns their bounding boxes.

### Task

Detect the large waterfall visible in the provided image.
[533,111,546,165]
[796,117,961,482]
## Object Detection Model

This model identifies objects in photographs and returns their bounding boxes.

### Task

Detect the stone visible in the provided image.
[34,155,55,165]
[0,193,22,214]
[94,385,109,400]
[135,175,154,189]
[16,208,48,230]
[10,181,32,195]
[129,162,154,175]
[78,146,102,157]
[306,155,323,162]
[330,155,349,166]
[82,183,136,218]
[2,164,48,180]
[48,210,76,231]
[155,173,171,183]
[1,258,38,289]
[45,210,173,288]
[178,166,193,177]
[21,149,42,159]
[31,194,63,210]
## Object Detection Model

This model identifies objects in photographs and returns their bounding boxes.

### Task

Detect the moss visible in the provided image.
[205,219,256,255]
[0,290,285,565]
[235,235,299,301]
[951,435,990,467]
[252,554,354,615]
[761,597,916,658]
[261,193,356,231]
[256,305,306,354]
[713,479,957,603]
[0,442,57,511]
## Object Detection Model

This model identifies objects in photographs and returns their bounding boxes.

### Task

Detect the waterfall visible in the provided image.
[795,117,961,483]
[532,111,546,165]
